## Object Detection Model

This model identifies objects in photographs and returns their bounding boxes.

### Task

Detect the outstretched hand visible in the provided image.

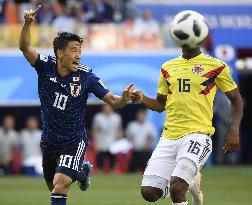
[130,90,143,104]
[24,5,41,23]
[223,128,239,153]
[122,83,134,102]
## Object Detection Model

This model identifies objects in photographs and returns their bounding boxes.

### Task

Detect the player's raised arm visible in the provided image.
[131,90,166,113]
[19,5,41,65]
[102,83,134,109]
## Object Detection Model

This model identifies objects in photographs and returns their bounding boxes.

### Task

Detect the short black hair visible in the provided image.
[53,32,83,58]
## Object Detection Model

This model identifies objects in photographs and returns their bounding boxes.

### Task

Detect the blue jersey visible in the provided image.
[32,54,109,145]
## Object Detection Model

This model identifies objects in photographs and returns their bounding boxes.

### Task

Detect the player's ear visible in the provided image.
[57,49,63,59]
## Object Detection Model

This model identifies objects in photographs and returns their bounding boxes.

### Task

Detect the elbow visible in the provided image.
[157,105,166,113]
[150,107,164,113]
[110,104,118,109]
[236,94,244,113]
[157,108,165,113]
[106,100,119,110]
[110,103,122,110]
[19,44,23,51]
[19,40,29,52]
[19,45,26,52]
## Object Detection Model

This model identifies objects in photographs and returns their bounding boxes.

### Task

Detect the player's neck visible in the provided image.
[182,47,202,60]
[56,61,71,77]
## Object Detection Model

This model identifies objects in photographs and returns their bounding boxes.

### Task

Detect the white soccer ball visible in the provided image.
[170,10,209,49]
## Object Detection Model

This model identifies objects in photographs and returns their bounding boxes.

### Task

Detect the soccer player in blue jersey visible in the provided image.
[19,5,134,205]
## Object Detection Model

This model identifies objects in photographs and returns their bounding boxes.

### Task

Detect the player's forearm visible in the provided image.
[229,96,243,133]
[109,95,128,109]
[103,93,128,109]
[142,94,165,113]
[19,21,32,52]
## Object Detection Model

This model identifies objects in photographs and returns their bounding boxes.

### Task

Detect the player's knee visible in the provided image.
[53,181,69,193]
[141,186,162,202]
[170,177,188,201]
[53,174,72,194]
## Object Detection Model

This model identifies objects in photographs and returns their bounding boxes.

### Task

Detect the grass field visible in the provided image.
[0,166,252,205]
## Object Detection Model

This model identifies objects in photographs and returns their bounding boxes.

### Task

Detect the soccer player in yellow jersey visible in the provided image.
[130,11,243,205]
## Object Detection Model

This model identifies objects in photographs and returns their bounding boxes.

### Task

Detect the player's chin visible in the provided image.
[71,65,78,72]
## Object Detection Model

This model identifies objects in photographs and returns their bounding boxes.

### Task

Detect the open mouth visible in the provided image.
[73,62,79,66]
[72,62,79,68]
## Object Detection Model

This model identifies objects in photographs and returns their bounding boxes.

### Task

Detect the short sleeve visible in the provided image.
[215,65,237,93]
[87,72,110,99]
[32,54,51,76]
[157,68,169,95]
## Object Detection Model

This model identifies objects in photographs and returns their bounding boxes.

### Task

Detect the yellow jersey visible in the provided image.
[158,53,237,140]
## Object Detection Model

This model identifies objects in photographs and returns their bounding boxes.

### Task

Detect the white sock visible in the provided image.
[172,202,188,205]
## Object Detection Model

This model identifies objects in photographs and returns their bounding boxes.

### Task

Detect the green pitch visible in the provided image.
[0,166,251,205]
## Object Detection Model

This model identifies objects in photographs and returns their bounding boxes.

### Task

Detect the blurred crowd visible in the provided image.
[0,106,158,176]
[0,115,42,175]
[0,0,164,49]
[0,0,138,24]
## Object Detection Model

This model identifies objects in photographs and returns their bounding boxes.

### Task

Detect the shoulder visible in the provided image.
[35,130,42,137]
[9,130,18,139]
[38,54,56,64]
[78,64,92,73]
[34,54,56,69]
[127,121,137,129]
[202,53,228,67]
[161,56,181,70]
[94,112,104,120]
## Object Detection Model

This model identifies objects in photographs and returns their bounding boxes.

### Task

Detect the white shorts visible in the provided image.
[142,132,212,187]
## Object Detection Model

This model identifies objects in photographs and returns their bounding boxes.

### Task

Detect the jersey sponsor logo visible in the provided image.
[40,54,48,62]
[172,68,178,73]
[70,83,81,97]
[192,65,204,74]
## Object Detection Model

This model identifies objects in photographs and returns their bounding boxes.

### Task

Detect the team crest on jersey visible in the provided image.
[70,83,81,97]
[73,77,80,82]
[192,65,204,74]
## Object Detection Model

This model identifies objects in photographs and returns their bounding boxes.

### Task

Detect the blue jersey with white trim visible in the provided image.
[32,54,109,145]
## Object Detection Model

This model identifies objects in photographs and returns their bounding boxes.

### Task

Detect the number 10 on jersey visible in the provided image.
[53,92,68,110]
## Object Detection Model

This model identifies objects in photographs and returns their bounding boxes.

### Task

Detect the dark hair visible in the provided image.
[53,32,83,58]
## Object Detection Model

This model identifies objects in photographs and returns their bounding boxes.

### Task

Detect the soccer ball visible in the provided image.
[170,10,209,49]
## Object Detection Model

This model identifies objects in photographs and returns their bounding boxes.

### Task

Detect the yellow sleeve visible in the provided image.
[215,65,237,92]
[157,68,169,95]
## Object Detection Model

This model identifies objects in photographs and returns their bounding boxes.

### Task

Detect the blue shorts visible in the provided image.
[40,139,86,182]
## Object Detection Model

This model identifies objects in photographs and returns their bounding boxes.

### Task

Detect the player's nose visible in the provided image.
[75,51,81,60]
